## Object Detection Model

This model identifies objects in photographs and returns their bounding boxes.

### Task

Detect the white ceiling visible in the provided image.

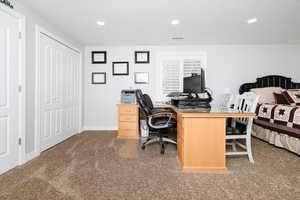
[22,0,300,45]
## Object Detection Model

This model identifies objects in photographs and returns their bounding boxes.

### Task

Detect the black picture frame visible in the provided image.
[112,62,129,76]
[135,72,149,84]
[91,51,107,64]
[135,51,150,64]
[0,0,14,9]
[91,72,106,84]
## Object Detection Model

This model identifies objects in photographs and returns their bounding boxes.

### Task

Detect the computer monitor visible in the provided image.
[183,68,206,94]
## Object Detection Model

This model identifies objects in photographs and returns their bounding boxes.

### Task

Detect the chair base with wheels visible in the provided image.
[141,129,177,154]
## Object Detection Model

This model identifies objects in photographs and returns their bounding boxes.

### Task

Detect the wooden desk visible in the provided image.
[117,104,255,172]
[172,107,255,172]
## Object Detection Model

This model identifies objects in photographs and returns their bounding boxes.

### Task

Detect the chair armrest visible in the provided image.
[148,112,174,129]
[149,111,173,118]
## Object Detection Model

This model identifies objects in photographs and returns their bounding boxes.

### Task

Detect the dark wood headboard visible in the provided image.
[239,75,300,94]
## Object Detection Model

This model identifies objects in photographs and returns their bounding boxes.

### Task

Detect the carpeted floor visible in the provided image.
[0,131,299,200]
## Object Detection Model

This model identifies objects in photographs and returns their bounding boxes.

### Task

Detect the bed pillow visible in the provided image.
[273,92,289,105]
[250,87,283,104]
[282,90,300,106]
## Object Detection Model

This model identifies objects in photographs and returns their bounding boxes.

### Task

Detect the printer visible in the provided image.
[120,90,137,104]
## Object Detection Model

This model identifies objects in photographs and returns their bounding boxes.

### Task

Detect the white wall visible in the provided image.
[84,45,300,129]
[13,2,83,156]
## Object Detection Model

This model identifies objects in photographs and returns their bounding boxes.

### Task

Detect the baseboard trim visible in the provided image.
[24,151,40,163]
[83,126,118,131]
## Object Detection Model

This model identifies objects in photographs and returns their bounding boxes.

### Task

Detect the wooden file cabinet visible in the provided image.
[117,105,139,139]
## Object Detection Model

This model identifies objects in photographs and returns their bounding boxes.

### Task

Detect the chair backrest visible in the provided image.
[143,94,154,110]
[234,92,260,135]
[136,91,152,116]
[136,89,143,101]
[215,93,233,108]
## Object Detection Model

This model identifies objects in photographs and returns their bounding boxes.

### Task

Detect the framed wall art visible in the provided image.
[91,72,106,84]
[92,51,107,64]
[135,72,149,84]
[112,62,129,76]
[135,51,150,64]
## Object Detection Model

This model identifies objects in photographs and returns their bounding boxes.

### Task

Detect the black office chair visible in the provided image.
[136,93,177,154]
[136,89,144,102]
[136,89,171,113]
[143,93,173,114]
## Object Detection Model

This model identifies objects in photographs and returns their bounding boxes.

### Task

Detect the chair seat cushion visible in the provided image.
[151,117,177,127]
[152,108,173,114]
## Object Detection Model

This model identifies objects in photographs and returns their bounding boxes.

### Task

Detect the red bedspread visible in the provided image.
[254,104,300,139]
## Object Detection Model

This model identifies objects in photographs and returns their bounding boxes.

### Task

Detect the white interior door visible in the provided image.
[39,33,80,151]
[0,10,20,174]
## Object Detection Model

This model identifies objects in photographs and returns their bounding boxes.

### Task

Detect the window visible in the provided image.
[157,52,207,100]
[161,59,181,95]
[183,59,202,78]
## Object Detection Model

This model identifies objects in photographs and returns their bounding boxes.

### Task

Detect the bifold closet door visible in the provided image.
[0,10,20,174]
[39,33,80,152]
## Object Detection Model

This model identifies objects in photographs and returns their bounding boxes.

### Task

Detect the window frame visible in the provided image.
[156,52,207,101]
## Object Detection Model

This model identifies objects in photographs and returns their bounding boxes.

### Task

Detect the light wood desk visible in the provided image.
[117,104,255,172]
[157,105,256,172]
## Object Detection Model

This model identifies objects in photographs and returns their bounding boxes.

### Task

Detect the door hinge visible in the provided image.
[18,85,22,93]
[18,32,22,39]
[19,138,22,145]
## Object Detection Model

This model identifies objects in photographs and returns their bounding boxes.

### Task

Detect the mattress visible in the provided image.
[254,104,300,139]
[253,103,300,155]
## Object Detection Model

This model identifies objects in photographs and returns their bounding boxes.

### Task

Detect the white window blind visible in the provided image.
[183,59,202,77]
[162,60,181,95]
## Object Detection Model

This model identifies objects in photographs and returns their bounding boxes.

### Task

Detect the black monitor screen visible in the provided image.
[183,68,206,93]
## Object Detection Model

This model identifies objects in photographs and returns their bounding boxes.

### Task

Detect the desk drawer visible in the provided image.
[119,115,137,122]
[119,106,138,114]
[119,122,137,130]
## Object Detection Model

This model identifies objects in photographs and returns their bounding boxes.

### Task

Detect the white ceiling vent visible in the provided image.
[171,37,185,40]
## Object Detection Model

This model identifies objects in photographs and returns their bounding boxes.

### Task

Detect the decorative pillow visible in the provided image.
[282,90,300,106]
[273,93,289,105]
[250,87,283,104]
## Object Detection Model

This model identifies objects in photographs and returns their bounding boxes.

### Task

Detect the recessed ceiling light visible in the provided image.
[97,21,105,26]
[247,18,257,24]
[171,19,180,25]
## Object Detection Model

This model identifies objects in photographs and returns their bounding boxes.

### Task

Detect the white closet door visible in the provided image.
[0,10,20,174]
[39,33,80,151]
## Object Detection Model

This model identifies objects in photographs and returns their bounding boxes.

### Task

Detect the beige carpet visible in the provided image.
[0,131,299,200]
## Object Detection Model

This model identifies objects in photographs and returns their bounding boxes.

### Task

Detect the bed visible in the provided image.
[239,75,300,155]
